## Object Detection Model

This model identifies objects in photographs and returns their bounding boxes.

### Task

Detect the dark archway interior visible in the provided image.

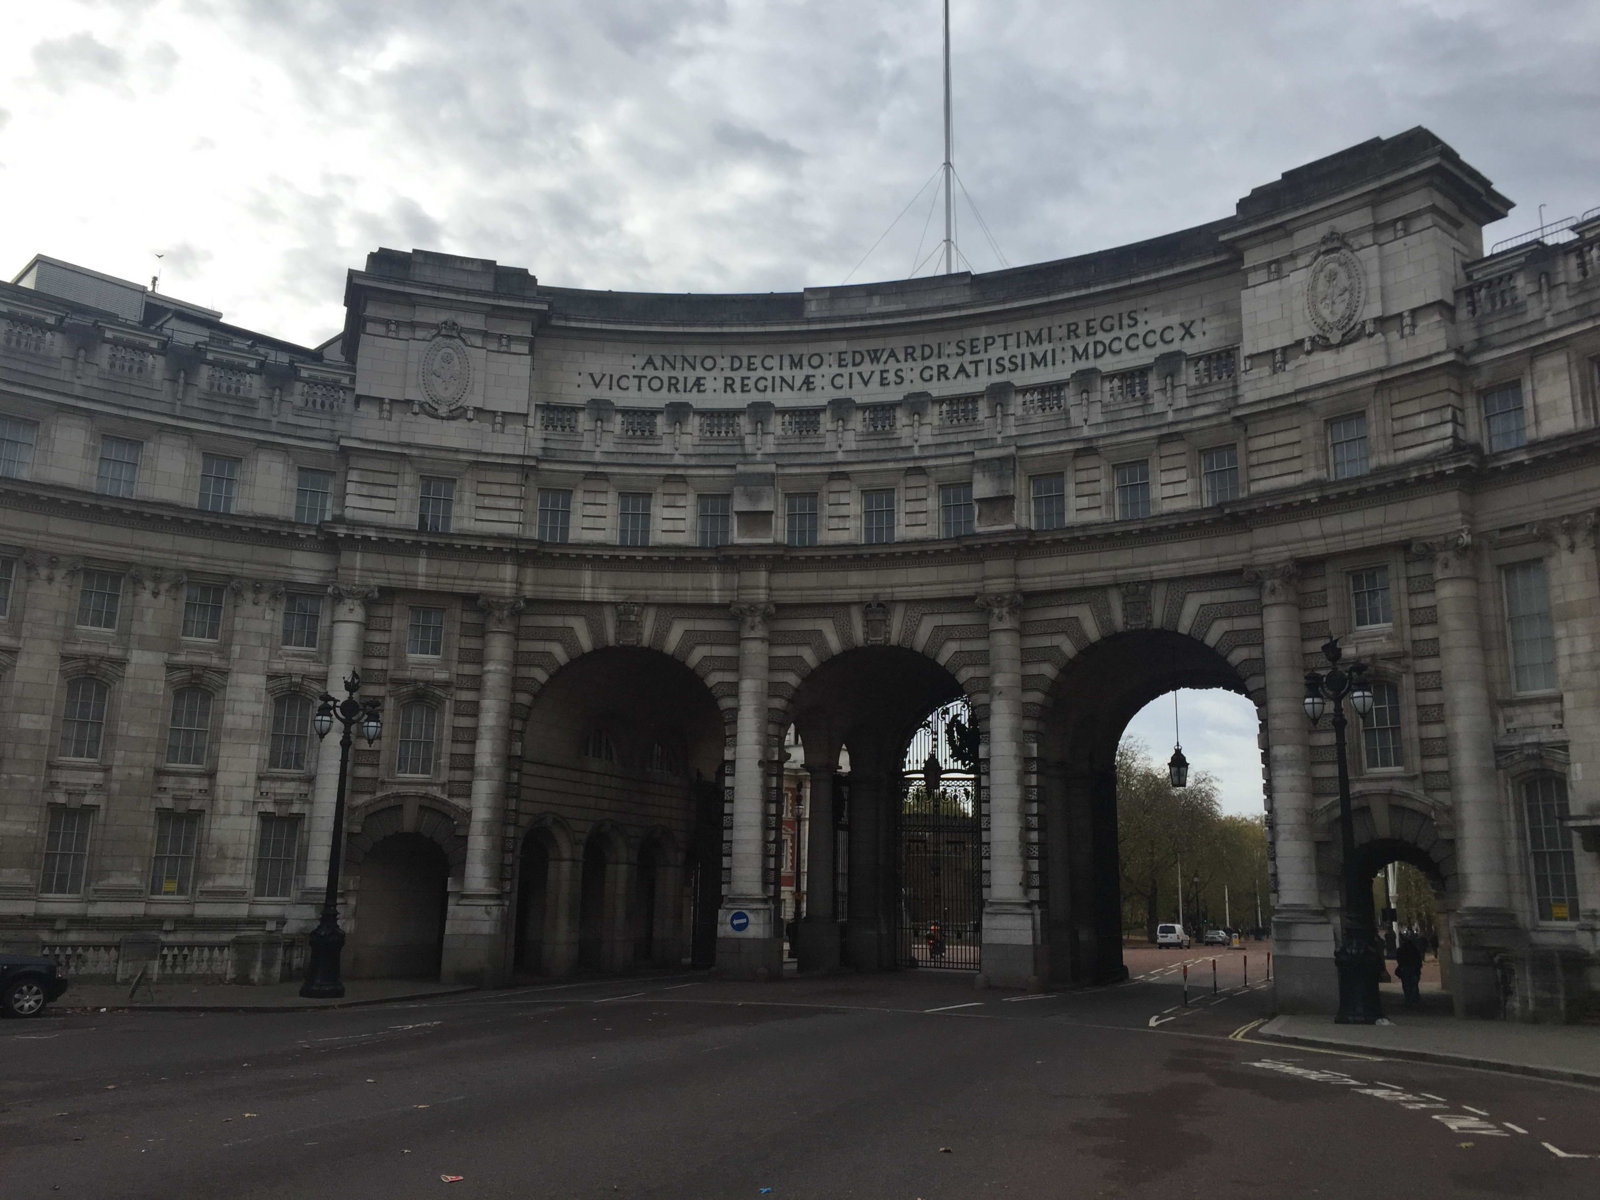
[514,829,554,975]
[348,833,449,980]
[1038,631,1251,987]
[578,835,609,970]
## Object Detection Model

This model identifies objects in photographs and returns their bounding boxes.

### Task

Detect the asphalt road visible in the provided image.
[3,947,1596,1199]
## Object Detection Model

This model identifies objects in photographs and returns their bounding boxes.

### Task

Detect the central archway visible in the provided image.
[1037,630,1254,986]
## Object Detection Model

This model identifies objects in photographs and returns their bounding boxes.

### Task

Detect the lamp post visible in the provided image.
[300,672,382,999]
[1303,636,1383,1024]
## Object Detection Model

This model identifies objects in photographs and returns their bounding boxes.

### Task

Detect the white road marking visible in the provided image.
[1505,1123,1529,1135]
[1001,993,1059,1002]
[1462,1105,1490,1117]
[1148,1014,1177,1027]
[923,1001,985,1013]
[594,992,646,1003]
[1543,1142,1594,1159]
[1420,1092,1447,1102]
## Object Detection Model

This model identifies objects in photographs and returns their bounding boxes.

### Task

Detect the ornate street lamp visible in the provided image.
[1304,636,1382,1024]
[300,673,382,999]
[1168,692,1189,788]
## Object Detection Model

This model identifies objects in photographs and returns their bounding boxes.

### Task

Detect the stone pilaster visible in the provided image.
[303,587,370,901]
[796,762,840,972]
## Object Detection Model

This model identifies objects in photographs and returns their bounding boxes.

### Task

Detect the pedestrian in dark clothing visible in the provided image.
[1395,937,1423,1006]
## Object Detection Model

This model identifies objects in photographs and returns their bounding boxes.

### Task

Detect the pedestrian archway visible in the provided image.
[347,832,450,979]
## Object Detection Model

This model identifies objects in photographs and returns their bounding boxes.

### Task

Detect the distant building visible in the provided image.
[1,128,1595,1018]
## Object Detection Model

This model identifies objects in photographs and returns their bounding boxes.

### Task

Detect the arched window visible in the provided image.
[60,677,109,759]
[1361,680,1403,769]
[269,693,315,771]
[395,700,439,776]
[581,728,617,764]
[166,687,213,766]
[1523,775,1579,922]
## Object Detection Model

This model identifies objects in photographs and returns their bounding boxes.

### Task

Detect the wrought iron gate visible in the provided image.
[899,786,982,970]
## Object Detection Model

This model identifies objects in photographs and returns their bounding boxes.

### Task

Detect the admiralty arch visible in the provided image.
[1,128,1596,1020]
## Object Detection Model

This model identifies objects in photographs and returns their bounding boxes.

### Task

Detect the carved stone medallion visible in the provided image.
[1304,232,1366,345]
[420,320,472,416]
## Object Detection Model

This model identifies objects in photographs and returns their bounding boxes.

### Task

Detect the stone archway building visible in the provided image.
[1,129,1596,1018]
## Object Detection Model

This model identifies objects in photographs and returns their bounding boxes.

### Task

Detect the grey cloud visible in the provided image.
[30,32,128,95]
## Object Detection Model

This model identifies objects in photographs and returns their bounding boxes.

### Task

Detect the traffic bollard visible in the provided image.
[1243,954,1248,986]
[1182,963,1189,1007]
[1212,958,1218,995]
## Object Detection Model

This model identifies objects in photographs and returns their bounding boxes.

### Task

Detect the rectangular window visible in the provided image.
[0,416,38,478]
[862,488,896,544]
[1524,776,1580,922]
[1328,413,1369,479]
[1361,680,1404,769]
[618,492,652,546]
[1503,560,1556,691]
[165,688,213,766]
[254,813,303,899]
[939,482,975,538]
[407,606,446,656]
[1481,382,1526,452]
[96,436,142,498]
[41,806,93,895]
[537,488,572,543]
[181,582,226,640]
[1200,445,1239,505]
[76,569,123,630]
[395,702,439,776]
[295,468,333,524]
[697,494,731,548]
[786,493,819,547]
[1349,566,1392,628]
[418,475,455,533]
[198,453,240,513]
[281,593,321,649]
[60,678,108,759]
[0,555,14,619]
[149,811,202,897]
[1031,473,1066,530]
[1113,461,1150,520]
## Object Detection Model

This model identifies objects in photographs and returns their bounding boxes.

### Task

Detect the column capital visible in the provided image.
[327,582,379,620]
[1532,510,1599,554]
[1244,562,1299,605]
[476,594,526,632]
[730,602,775,636]
[1408,527,1477,581]
[975,591,1024,629]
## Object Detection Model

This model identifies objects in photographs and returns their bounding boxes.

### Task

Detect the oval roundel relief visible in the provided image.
[1305,234,1366,344]
[421,331,471,411]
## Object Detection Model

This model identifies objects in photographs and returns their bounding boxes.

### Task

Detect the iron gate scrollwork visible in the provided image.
[899,775,982,971]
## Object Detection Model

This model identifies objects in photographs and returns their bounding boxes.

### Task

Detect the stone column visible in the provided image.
[796,762,840,971]
[717,601,782,977]
[976,591,1039,987]
[1432,537,1519,1017]
[843,767,888,970]
[303,586,370,901]
[443,595,524,985]
[1255,564,1334,1012]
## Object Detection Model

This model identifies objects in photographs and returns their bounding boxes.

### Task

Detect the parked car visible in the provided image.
[1,953,70,1018]
[1154,923,1191,949]
[1201,928,1230,946]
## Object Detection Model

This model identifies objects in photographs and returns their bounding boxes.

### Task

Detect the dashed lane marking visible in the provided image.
[923,1002,985,1013]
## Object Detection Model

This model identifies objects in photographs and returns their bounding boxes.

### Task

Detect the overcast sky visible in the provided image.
[6,1,1597,813]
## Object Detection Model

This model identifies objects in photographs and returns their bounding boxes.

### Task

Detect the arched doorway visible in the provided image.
[513,826,560,976]
[1038,630,1253,987]
[578,831,615,970]
[348,833,450,979]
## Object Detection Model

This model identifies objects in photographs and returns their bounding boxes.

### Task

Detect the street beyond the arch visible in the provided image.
[6,951,1596,1200]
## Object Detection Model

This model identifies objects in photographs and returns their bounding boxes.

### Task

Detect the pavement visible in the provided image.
[60,977,476,1012]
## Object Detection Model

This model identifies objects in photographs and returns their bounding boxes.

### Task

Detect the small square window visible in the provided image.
[1481,382,1526,452]
[418,476,455,533]
[281,593,321,649]
[0,416,38,479]
[1031,473,1066,530]
[182,582,226,640]
[1113,461,1150,520]
[1328,413,1369,480]
[862,488,896,544]
[149,810,202,897]
[96,436,143,498]
[697,494,731,548]
[618,492,652,547]
[939,483,974,538]
[295,468,333,524]
[407,606,446,656]
[1349,566,1392,628]
[537,488,572,543]
[1200,445,1239,505]
[198,453,240,513]
[786,493,818,547]
[76,569,123,630]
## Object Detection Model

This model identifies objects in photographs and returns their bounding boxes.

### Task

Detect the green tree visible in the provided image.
[1116,739,1222,939]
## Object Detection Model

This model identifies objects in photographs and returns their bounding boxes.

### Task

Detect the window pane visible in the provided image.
[618,492,651,546]
[198,454,240,512]
[0,416,38,478]
[537,488,572,543]
[165,687,213,766]
[396,701,439,775]
[408,606,446,656]
[1329,413,1369,479]
[786,493,818,546]
[182,583,225,640]
[254,813,303,898]
[862,489,895,544]
[1481,382,1526,452]
[1503,560,1556,691]
[281,593,321,649]
[149,811,202,896]
[96,436,142,498]
[1349,566,1392,627]
[1201,445,1239,505]
[1361,681,1403,769]
[295,468,333,523]
[697,494,731,548]
[1031,473,1066,530]
[41,806,93,894]
[1523,776,1579,921]
[418,476,455,533]
[0,556,14,619]
[939,483,974,538]
[270,693,314,771]
[60,677,108,759]
[76,569,122,629]
[1114,461,1150,519]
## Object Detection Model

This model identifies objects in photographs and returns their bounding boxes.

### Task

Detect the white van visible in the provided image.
[1154,923,1191,948]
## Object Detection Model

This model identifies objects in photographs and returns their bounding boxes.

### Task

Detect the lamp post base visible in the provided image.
[1332,931,1384,1025]
[299,916,347,999]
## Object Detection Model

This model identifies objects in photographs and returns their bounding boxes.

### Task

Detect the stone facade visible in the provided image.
[1,129,1597,1019]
